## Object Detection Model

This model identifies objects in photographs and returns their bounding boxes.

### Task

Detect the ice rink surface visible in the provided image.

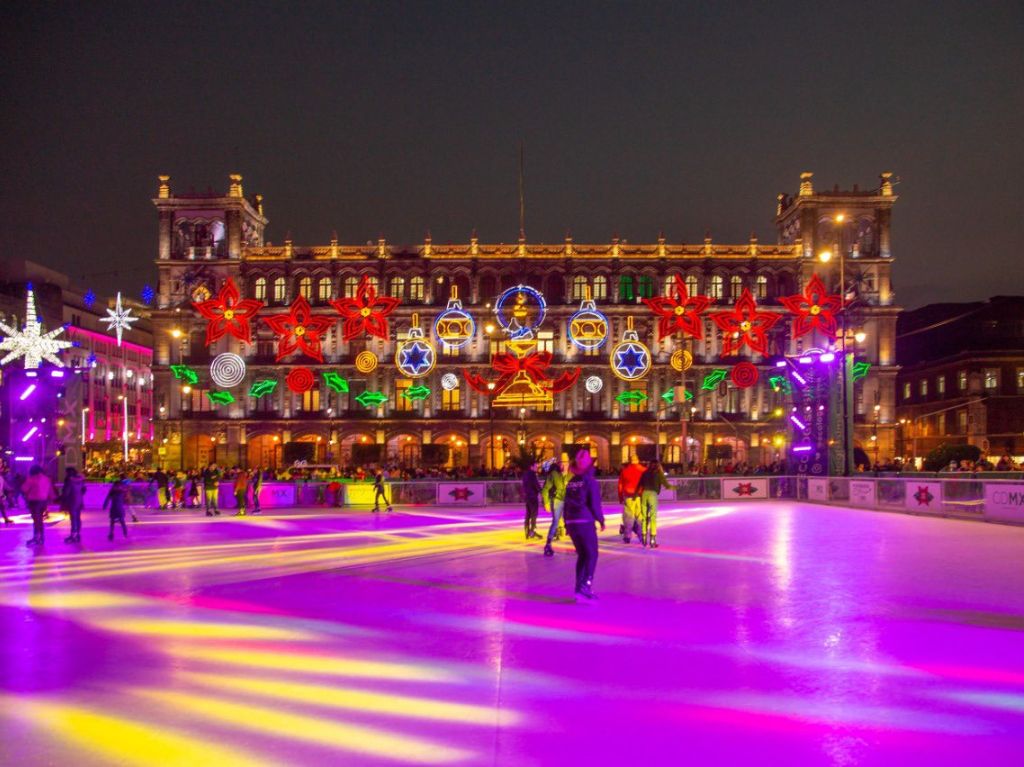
[1,500,1023,766]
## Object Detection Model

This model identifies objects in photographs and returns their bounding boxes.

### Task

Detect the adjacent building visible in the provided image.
[150,172,900,472]
[896,296,1024,464]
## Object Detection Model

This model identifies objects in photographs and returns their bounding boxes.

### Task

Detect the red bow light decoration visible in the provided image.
[263,295,335,362]
[464,350,580,397]
[779,274,842,340]
[330,275,400,340]
[642,274,711,340]
[193,277,264,346]
[710,288,781,356]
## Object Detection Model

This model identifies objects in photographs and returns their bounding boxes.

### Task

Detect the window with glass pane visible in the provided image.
[685,274,699,297]
[272,278,286,303]
[254,277,267,302]
[390,276,405,298]
[619,275,634,302]
[367,276,379,294]
[730,276,743,299]
[536,331,554,354]
[958,370,968,390]
[410,276,424,302]
[919,379,928,397]
[958,410,968,430]
[593,275,608,299]
[663,274,677,296]
[298,277,312,300]
[394,379,413,411]
[1017,368,1024,391]
[317,277,332,303]
[442,386,461,411]
[343,276,358,297]
[710,275,723,299]
[626,381,648,413]
[755,274,768,298]
[301,388,320,411]
[638,275,654,299]
[984,369,999,390]
[936,375,945,395]
[903,382,911,400]
[572,275,588,300]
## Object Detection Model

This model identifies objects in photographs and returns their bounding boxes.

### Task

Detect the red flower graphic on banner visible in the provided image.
[263,295,335,362]
[779,274,843,339]
[642,274,711,340]
[192,277,264,346]
[330,276,400,340]
[710,289,781,356]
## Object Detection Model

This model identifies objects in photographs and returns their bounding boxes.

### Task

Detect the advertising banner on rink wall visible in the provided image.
[721,478,769,500]
[905,482,942,514]
[436,482,488,506]
[984,483,1024,523]
[807,478,829,502]
[849,480,877,507]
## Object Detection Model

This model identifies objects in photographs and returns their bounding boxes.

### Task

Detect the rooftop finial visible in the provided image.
[880,171,894,196]
[157,175,170,199]
[799,171,814,197]
[229,173,243,198]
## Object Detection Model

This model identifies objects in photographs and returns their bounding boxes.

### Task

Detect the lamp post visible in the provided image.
[820,212,854,475]
[170,328,185,470]
[487,381,496,473]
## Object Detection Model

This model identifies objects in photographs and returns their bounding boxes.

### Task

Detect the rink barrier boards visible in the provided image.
[66,475,1024,526]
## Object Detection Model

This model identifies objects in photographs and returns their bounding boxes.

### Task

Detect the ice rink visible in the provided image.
[1,500,1023,766]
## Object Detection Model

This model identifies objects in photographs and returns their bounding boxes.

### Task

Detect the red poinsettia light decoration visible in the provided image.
[642,274,711,340]
[263,295,335,362]
[710,288,781,356]
[330,275,400,340]
[779,273,842,340]
[192,276,264,346]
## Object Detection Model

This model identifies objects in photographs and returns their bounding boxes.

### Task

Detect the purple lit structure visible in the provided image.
[782,350,843,476]
[1,365,86,477]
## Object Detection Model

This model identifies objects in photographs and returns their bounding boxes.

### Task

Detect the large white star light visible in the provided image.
[0,286,73,368]
[101,291,139,346]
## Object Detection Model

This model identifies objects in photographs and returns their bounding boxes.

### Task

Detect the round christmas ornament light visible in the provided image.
[609,316,651,381]
[584,375,604,394]
[355,351,378,374]
[286,367,315,394]
[670,349,693,372]
[730,361,759,389]
[433,286,476,349]
[394,314,437,378]
[494,284,546,339]
[441,372,459,391]
[209,353,246,388]
[567,286,609,351]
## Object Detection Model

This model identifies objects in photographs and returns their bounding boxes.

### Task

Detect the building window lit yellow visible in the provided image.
[442,386,461,411]
[572,275,588,300]
[409,276,424,302]
[254,277,267,302]
[272,277,286,303]
[301,388,320,411]
[317,277,332,303]
[395,379,413,411]
[343,275,358,297]
[593,275,608,300]
[298,276,312,300]
[390,276,405,298]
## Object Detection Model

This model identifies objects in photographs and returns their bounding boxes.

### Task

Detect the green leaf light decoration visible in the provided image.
[852,361,871,382]
[355,390,388,408]
[661,388,694,404]
[768,375,793,394]
[248,379,278,398]
[322,371,350,393]
[615,390,648,406]
[170,364,199,385]
[402,385,431,401]
[701,369,728,390]
[206,390,235,406]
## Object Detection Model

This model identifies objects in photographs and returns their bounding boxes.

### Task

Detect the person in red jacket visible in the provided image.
[617,454,645,544]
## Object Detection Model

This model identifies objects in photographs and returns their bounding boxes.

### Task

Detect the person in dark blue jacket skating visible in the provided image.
[562,449,605,600]
[103,475,130,541]
[60,467,86,544]
[521,461,543,540]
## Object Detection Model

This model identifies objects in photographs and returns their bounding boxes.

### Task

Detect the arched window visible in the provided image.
[637,275,655,299]
[663,274,678,296]
[409,276,425,302]
[254,277,267,303]
[272,277,287,304]
[317,277,332,303]
[389,276,405,299]
[298,276,313,300]
[343,276,359,298]
[755,274,768,299]
[367,275,379,294]
[730,275,743,299]
[593,275,608,300]
[618,274,635,302]
[685,274,699,297]
[709,275,724,300]
[572,275,588,301]
[453,274,472,303]
[478,274,497,302]
[546,273,565,303]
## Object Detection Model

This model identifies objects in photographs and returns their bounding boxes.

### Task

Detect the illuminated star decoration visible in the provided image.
[330,275,400,341]
[779,274,842,339]
[913,486,935,507]
[263,295,334,362]
[193,276,264,346]
[101,292,140,346]
[710,289,781,356]
[613,342,649,379]
[643,274,711,340]
[397,339,435,377]
[0,285,73,368]
[82,289,96,308]
[141,284,155,305]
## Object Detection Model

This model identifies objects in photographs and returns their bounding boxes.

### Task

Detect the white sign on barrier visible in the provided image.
[807,478,829,502]
[436,482,488,506]
[984,483,1024,523]
[905,481,942,513]
[721,478,768,500]
[849,480,876,507]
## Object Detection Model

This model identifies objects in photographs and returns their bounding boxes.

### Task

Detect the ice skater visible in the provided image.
[542,453,569,556]
[249,468,263,514]
[60,467,86,544]
[617,454,645,543]
[24,465,56,547]
[233,468,249,516]
[637,459,670,548]
[563,449,604,600]
[373,470,392,513]
[0,472,12,525]
[521,461,542,539]
[104,475,130,541]
[203,464,221,516]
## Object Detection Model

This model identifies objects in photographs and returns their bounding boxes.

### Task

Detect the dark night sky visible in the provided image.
[1,1,1021,308]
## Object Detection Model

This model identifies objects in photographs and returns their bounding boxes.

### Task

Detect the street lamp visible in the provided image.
[820,211,853,475]
[487,381,496,472]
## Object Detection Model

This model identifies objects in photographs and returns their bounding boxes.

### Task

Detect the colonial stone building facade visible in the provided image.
[151,172,899,472]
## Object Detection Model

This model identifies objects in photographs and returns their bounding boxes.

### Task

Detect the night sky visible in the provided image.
[1,1,1021,308]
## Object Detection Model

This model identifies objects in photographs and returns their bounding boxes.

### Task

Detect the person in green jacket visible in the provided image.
[542,453,569,557]
[203,464,221,516]
[637,459,671,548]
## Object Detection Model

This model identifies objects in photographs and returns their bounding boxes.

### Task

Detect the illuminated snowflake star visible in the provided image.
[0,285,73,368]
[101,292,140,346]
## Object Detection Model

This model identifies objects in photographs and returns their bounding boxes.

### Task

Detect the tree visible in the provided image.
[923,443,982,472]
